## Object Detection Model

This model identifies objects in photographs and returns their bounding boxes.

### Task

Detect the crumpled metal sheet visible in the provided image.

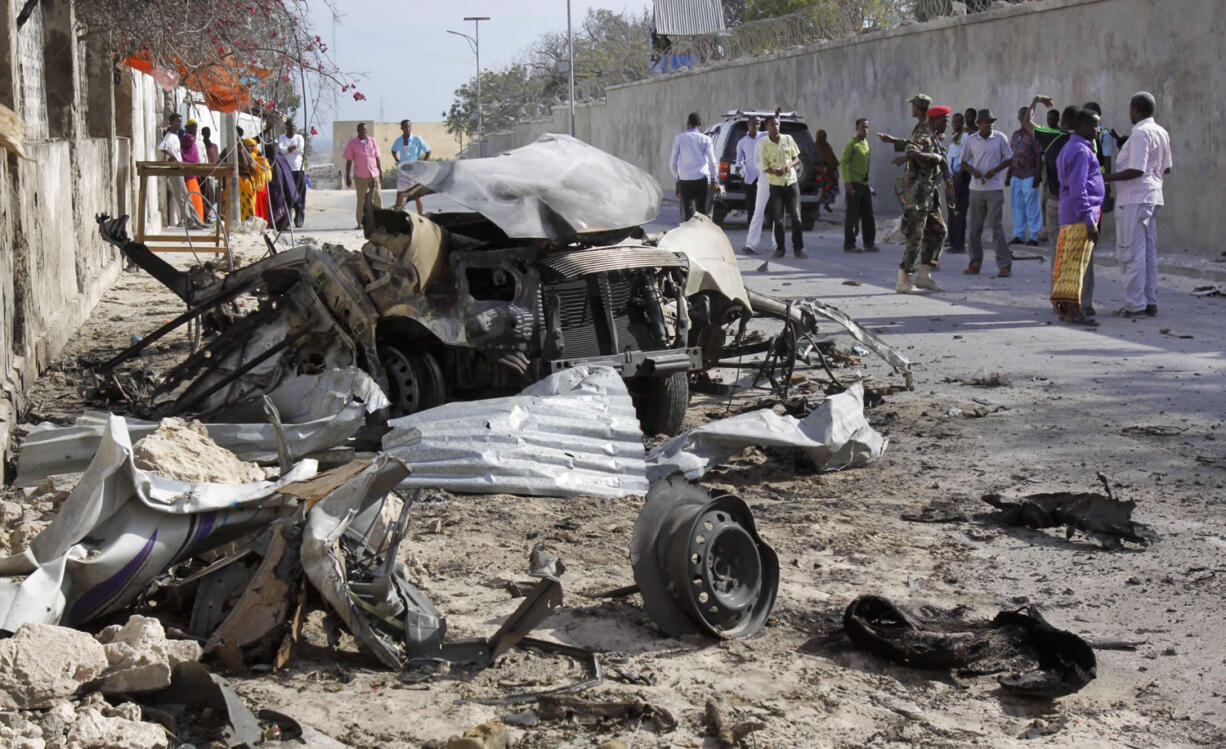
[299,455,414,670]
[398,134,662,239]
[645,383,886,481]
[382,366,649,499]
[14,368,386,486]
[0,415,318,632]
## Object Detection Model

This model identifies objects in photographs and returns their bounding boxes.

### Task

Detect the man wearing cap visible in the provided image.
[391,119,431,215]
[879,93,933,151]
[960,108,1014,276]
[892,105,951,293]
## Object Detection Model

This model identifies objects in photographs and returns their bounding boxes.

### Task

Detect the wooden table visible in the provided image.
[135,161,236,262]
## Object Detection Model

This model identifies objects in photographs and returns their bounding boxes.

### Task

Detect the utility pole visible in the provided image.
[567,0,575,137]
[449,17,489,157]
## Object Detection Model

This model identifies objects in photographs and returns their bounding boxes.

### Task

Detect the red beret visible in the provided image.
[926,105,951,118]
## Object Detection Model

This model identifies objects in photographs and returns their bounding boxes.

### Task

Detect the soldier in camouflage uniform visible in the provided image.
[891,105,952,293]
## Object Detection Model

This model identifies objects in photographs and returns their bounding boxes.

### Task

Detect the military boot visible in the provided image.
[896,268,915,293]
[914,264,943,291]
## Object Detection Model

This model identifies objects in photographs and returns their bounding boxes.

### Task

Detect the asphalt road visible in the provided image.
[645,202,1225,433]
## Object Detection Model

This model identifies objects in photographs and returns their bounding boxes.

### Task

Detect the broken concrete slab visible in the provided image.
[383,366,649,499]
[646,382,886,481]
[132,417,266,484]
[0,622,109,709]
[96,615,202,694]
[65,706,169,749]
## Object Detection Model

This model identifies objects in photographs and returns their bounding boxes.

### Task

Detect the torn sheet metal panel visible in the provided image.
[398,134,662,240]
[0,414,317,632]
[14,368,385,486]
[645,383,886,481]
[382,366,649,499]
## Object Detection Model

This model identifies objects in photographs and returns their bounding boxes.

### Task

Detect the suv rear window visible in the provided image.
[717,121,815,162]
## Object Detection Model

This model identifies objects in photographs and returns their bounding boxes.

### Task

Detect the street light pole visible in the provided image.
[457,16,490,157]
[567,0,575,137]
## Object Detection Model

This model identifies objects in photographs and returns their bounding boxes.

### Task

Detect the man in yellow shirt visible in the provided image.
[759,115,806,258]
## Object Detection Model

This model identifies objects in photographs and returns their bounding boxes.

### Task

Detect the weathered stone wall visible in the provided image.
[495,0,1222,257]
[0,0,162,475]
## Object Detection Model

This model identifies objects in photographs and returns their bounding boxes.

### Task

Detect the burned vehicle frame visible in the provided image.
[97,135,912,435]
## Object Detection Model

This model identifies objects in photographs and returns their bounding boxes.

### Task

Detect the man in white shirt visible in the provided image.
[669,112,718,222]
[159,113,205,230]
[277,119,306,227]
[736,117,773,254]
[960,108,1014,276]
[1104,92,1172,318]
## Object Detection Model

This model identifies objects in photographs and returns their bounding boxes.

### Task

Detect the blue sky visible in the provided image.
[305,0,649,137]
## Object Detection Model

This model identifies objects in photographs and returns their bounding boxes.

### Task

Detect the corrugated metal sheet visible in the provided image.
[382,366,649,500]
[654,0,726,36]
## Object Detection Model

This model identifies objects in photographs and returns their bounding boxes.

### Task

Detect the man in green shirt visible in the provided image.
[841,117,876,252]
[759,114,806,258]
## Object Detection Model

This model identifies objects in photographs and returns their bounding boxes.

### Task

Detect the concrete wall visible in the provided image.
[0,0,163,475]
[496,0,1222,256]
[330,120,463,176]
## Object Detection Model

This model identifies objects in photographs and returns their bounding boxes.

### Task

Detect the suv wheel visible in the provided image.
[711,203,729,228]
[379,345,447,417]
[631,371,689,437]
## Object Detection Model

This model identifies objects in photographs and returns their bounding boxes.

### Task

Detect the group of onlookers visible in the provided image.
[159,114,309,230]
[669,88,1171,325]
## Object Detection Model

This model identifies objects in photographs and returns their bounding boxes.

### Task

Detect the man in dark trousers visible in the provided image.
[841,118,876,252]
[669,112,718,221]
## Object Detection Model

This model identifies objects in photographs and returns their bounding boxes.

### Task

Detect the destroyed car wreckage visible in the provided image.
[96,134,912,437]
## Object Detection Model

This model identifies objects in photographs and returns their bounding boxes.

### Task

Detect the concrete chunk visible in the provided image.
[0,623,109,710]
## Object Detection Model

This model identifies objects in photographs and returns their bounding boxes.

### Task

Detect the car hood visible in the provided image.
[397,134,662,240]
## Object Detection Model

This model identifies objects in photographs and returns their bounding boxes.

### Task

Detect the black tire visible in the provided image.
[379,345,447,417]
[632,371,689,437]
[711,203,729,227]
[801,204,819,231]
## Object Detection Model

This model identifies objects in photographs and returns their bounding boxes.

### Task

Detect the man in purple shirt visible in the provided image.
[1050,109,1105,327]
[343,122,382,229]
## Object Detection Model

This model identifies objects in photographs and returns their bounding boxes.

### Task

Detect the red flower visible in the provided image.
[353,91,366,101]
[310,126,318,135]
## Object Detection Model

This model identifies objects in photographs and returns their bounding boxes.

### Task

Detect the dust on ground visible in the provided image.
[8,229,1226,748]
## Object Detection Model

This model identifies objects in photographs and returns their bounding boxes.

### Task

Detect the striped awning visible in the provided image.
[653,0,725,36]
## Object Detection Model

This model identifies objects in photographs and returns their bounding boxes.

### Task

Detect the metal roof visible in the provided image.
[654,0,726,36]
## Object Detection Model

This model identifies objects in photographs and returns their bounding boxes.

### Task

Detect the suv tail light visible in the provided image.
[718,161,729,180]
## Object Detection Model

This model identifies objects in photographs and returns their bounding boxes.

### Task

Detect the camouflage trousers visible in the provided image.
[900,205,947,273]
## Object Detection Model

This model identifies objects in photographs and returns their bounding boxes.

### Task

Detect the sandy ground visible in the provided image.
[8,190,1226,748]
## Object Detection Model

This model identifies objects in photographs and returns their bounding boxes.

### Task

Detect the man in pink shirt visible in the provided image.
[343,122,382,228]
